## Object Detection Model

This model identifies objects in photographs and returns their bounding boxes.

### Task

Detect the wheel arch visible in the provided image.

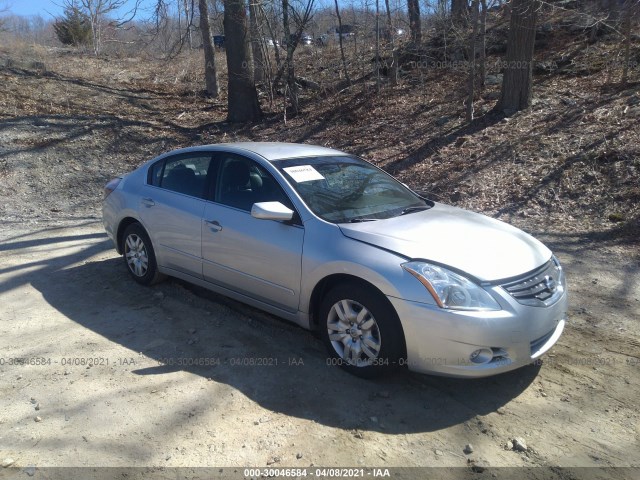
[308,274,407,357]
[116,217,142,254]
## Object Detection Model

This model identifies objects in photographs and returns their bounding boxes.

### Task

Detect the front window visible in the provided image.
[277,155,429,223]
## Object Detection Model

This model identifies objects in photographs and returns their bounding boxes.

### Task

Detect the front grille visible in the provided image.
[501,259,563,307]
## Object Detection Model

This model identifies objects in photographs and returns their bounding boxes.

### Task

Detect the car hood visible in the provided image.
[339,203,551,282]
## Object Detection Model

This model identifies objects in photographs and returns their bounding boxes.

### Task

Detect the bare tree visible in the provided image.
[335,0,351,83]
[479,0,487,87]
[497,0,539,114]
[620,0,639,84]
[466,0,480,121]
[224,0,262,122]
[407,0,421,44]
[451,0,467,23]
[384,0,398,85]
[182,0,194,48]
[199,0,219,97]
[72,0,142,55]
[275,0,315,113]
[249,0,266,83]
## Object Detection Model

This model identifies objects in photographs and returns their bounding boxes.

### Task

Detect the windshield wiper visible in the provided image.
[349,217,379,223]
[399,206,431,216]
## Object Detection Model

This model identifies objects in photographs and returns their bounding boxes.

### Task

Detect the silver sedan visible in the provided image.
[102,142,567,378]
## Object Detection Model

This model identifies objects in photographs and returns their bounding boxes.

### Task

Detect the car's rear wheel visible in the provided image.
[122,223,163,285]
[319,283,405,378]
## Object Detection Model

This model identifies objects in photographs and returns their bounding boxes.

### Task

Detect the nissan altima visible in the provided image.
[102,142,567,378]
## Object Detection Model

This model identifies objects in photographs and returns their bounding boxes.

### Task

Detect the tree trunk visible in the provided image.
[621,0,633,84]
[224,0,262,122]
[282,0,299,112]
[249,1,265,83]
[451,0,467,23]
[384,0,398,84]
[375,0,380,92]
[183,0,193,49]
[199,0,219,97]
[335,0,351,84]
[407,0,421,45]
[497,0,539,114]
[479,0,487,87]
[466,0,480,122]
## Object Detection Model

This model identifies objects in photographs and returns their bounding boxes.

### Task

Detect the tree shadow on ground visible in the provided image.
[4,225,541,436]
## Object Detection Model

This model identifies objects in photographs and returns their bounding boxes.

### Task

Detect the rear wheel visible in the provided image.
[319,283,405,378]
[122,223,163,285]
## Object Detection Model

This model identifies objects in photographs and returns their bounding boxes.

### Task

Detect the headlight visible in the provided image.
[402,261,501,311]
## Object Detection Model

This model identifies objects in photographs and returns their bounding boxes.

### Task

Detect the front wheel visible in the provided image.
[122,223,163,285]
[319,283,405,378]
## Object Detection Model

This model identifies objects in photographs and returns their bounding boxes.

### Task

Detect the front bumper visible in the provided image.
[388,287,568,378]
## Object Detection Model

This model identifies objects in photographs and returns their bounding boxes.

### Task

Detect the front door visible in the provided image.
[201,153,304,312]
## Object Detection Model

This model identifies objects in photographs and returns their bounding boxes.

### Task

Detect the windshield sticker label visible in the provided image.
[283,165,325,183]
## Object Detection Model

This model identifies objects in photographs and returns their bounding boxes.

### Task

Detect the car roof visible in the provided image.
[169,142,347,162]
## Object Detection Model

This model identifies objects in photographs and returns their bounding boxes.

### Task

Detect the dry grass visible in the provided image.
[0,19,638,241]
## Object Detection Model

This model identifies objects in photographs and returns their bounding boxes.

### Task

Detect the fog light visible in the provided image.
[470,348,493,365]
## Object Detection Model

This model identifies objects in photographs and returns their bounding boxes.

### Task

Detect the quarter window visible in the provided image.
[149,155,212,199]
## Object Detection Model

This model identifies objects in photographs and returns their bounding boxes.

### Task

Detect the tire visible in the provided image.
[122,223,163,286]
[319,283,405,378]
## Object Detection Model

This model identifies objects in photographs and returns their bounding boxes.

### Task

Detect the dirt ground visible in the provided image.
[0,204,639,478]
[0,38,639,479]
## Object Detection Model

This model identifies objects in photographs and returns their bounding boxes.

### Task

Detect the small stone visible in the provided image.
[296,453,303,459]
[25,466,36,476]
[2,458,15,468]
[34,416,42,423]
[464,444,474,454]
[512,437,528,452]
[30,397,37,404]
[354,431,364,439]
[16,375,22,380]
[267,456,281,465]
[64,370,70,375]
[435,449,444,456]
[35,403,40,411]
[505,440,513,450]
[541,392,548,397]
[496,407,506,415]
[485,74,503,85]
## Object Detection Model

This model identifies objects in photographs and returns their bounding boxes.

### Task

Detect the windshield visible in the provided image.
[276,155,429,223]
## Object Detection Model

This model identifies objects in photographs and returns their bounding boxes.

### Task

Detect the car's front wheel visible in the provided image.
[319,283,405,378]
[122,223,163,285]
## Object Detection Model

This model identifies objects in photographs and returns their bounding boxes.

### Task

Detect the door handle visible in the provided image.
[141,197,155,207]
[205,219,223,232]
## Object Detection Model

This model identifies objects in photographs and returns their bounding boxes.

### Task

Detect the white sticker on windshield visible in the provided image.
[283,165,325,183]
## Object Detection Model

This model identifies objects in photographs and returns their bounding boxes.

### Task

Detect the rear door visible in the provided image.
[202,153,304,312]
[138,152,213,279]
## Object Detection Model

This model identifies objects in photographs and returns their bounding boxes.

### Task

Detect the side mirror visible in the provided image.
[251,201,294,221]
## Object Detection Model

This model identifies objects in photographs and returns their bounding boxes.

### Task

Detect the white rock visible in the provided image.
[512,437,528,452]
[2,458,15,468]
